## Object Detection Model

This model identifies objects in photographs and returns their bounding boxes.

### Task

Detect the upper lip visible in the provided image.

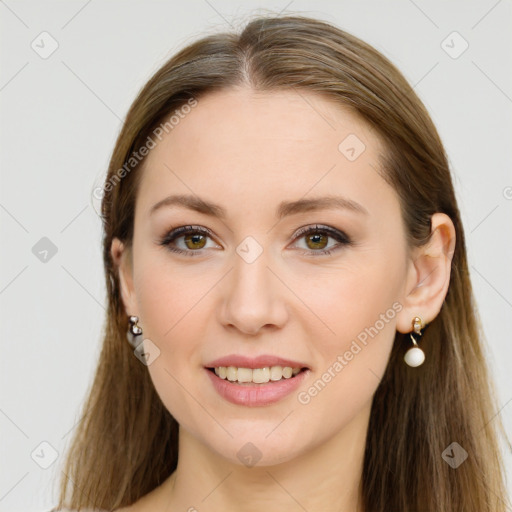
[205,354,309,370]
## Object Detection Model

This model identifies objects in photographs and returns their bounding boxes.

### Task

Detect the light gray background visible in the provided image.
[1,1,511,510]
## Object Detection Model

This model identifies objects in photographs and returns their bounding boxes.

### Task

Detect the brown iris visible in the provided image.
[184,233,207,250]
[305,232,328,250]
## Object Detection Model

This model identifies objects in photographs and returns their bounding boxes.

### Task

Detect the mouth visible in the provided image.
[204,364,310,407]
[205,365,309,385]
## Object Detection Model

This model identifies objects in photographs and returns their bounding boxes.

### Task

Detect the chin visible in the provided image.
[204,426,310,469]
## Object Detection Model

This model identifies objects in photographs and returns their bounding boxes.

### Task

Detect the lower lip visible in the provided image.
[205,368,309,407]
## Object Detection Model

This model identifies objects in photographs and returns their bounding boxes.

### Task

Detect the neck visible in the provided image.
[155,402,371,512]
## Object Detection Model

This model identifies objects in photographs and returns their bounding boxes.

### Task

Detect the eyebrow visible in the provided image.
[149,193,368,219]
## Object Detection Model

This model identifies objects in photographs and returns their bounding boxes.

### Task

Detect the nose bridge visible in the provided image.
[233,242,271,296]
[220,236,287,333]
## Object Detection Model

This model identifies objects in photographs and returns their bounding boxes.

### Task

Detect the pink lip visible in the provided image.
[204,354,309,370]
[205,367,310,407]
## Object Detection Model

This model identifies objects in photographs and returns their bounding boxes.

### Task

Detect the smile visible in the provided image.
[211,365,302,384]
[205,366,310,406]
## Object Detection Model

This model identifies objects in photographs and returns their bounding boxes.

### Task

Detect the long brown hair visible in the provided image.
[54,14,511,511]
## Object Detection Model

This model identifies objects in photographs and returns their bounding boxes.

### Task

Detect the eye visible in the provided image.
[158,224,352,258]
[158,225,220,257]
[291,224,352,256]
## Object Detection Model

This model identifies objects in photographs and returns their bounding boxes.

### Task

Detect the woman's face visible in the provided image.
[115,87,413,466]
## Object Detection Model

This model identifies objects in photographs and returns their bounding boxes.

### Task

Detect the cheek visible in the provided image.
[291,251,404,425]
[132,255,214,416]
[299,248,405,357]
[133,258,210,426]
[133,250,210,345]
[294,270,401,437]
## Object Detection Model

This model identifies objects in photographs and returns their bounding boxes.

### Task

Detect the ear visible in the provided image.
[111,237,138,317]
[396,213,456,334]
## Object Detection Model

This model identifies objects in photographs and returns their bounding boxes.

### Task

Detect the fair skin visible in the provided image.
[112,87,455,511]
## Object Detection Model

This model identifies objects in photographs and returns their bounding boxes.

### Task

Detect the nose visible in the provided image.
[218,248,289,336]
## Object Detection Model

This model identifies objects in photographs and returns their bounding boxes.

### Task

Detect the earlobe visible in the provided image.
[396,213,456,334]
[110,238,138,317]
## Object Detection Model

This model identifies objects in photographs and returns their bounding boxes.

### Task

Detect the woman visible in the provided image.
[53,14,510,511]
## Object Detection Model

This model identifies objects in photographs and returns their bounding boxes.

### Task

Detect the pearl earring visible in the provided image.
[404,316,425,367]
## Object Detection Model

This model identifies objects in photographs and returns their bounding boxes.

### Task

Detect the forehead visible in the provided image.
[136,87,391,218]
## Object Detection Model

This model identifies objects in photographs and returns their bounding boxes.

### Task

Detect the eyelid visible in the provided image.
[160,225,217,243]
[291,223,349,241]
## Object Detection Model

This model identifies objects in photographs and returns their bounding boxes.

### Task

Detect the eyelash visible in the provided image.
[158,224,352,258]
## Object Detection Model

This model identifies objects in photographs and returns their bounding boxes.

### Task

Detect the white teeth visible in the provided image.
[282,366,293,379]
[237,367,253,383]
[270,365,283,381]
[213,365,302,383]
[226,366,237,382]
[252,367,270,383]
